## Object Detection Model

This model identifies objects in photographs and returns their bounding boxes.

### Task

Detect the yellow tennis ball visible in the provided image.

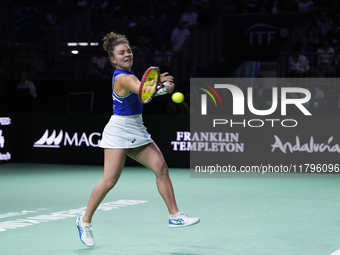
[172,92,184,103]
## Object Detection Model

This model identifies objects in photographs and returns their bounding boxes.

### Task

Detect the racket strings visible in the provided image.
[143,78,157,93]
[141,69,159,102]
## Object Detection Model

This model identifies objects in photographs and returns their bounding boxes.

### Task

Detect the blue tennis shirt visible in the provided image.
[112,69,143,116]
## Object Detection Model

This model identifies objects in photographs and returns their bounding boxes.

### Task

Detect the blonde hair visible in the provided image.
[102,32,130,67]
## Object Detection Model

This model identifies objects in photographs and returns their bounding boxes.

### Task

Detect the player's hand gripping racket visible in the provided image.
[138,66,170,104]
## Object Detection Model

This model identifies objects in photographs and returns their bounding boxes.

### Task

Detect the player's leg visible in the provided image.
[128,142,199,227]
[84,148,127,223]
[77,148,127,247]
[128,142,179,215]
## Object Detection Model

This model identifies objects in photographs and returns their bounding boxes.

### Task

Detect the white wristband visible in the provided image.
[156,88,167,95]
[156,82,170,95]
[162,82,170,89]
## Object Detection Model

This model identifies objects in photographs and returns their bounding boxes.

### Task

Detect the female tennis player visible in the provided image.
[76,32,199,247]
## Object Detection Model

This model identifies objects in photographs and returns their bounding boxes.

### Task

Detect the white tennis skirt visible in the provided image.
[99,114,153,149]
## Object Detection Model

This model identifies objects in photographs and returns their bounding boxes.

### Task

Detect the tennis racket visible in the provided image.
[138,66,170,104]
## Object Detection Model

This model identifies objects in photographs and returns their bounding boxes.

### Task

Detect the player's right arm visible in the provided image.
[113,74,140,97]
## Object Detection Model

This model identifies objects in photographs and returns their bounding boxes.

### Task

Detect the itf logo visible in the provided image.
[246,23,289,45]
[34,130,63,148]
[0,130,4,148]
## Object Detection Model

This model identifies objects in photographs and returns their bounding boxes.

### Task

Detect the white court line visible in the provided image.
[330,249,340,255]
[0,208,49,219]
[0,210,38,219]
[0,199,147,232]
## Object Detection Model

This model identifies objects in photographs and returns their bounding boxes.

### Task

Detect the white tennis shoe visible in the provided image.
[168,212,200,228]
[76,215,95,247]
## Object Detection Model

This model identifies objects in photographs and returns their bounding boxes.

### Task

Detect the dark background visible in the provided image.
[0,0,340,167]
